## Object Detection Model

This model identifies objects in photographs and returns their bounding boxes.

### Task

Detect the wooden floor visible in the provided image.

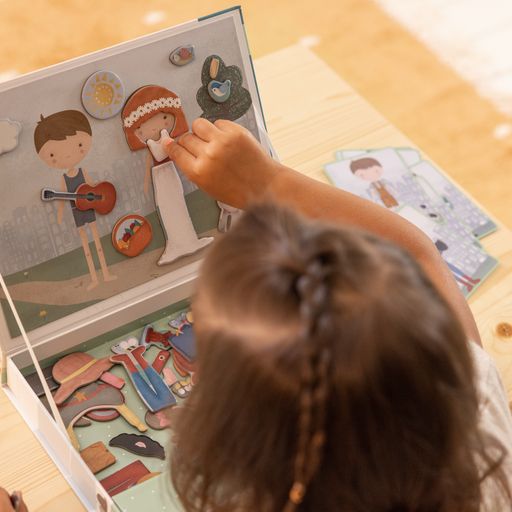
[1,0,511,227]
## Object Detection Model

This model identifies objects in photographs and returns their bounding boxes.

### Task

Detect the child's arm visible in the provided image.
[57,176,66,225]
[165,119,481,345]
[144,151,152,197]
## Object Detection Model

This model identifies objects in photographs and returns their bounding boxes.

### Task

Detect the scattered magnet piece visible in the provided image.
[173,350,196,375]
[85,408,120,422]
[81,70,125,120]
[163,368,178,387]
[58,382,147,450]
[169,323,196,362]
[112,214,153,257]
[80,442,116,474]
[144,406,179,430]
[100,460,157,497]
[152,350,171,373]
[52,352,123,405]
[207,79,231,103]
[0,119,21,156]
[209,57,220,79]
[169,44,195,66]
[110,342,177,412]
[170,377,192,399]
[109,433,165,460]
[196,55,252,122]
[142,324,172,350]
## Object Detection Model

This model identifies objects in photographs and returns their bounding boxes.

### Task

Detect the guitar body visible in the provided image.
[75,182,116,214]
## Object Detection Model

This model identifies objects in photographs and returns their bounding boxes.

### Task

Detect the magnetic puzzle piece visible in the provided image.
[169,323,196,362]
[163,368,178,387]
[52,352,125,405]
[145,406,181,430]
[210,57,220,79]
[141,323,172,350]
[170,377,192,399]
[152,350,171,373]
[58,382,147,450]
[208,79,232,103]
[173,350,196,376]
[80,442,116,474]
[81,70,125,120]
[169,44,195,66]
[0,119,21,156]
[217,201,242,232]
[110,339,177,412]
[41,181,117,215]
[121,84,214,266]
[145,409,172,430]
[196,55,252,122]
[112,214,153,257]
[109,433,165,460]
[85,408,120,423]
[100,460,159,497]
[147,128,172,162]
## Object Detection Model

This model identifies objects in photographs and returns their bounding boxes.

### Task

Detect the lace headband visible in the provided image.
[123,96,182,128]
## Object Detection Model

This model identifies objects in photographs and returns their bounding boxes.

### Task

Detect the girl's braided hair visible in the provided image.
[283,256,333,511]
[171,202,509,512]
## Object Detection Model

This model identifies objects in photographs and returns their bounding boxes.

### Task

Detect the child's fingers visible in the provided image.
[13,492,28,512]
[191,118,219,142]
[178,133,207,157]
[0,489,15,511]
[165,140,197,178]
[213,119,238,132]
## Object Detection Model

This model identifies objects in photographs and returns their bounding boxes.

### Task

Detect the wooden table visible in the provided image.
[2,44,512,511]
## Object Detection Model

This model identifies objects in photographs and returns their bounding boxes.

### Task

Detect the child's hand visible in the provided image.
[0,489,28,512]
[165,119,281,208]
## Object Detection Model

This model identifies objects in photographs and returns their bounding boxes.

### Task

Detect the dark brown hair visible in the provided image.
[350,157,382,173]
[34,110,92,153]
[171,203,508,512]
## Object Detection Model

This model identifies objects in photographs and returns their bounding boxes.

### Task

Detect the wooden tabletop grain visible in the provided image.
[1,44,511,511]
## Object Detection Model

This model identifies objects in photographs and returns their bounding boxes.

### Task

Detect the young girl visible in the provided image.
[164,119,512,511]
[2,120,511,512]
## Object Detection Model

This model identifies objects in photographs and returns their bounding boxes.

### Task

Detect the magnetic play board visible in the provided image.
[0,7,272,512]
[0,6,270,340]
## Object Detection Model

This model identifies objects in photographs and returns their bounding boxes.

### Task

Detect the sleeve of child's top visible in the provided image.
[470,342,512,511]
[471,342,512,442]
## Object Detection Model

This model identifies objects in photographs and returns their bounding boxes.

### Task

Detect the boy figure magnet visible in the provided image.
[34,110,117,290]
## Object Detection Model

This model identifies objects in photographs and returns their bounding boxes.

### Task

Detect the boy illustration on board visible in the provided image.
[350,157,399,208]
[34,110,116,290]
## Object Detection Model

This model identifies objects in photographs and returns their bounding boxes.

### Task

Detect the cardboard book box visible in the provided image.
[0,7,273,511]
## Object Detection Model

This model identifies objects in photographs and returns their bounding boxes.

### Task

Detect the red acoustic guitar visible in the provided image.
[41,182,117,215]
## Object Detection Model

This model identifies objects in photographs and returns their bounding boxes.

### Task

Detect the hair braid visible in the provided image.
[284,257,333,512]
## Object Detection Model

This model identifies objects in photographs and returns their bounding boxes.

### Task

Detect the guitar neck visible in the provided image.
[42,189,101,201]
[48,192,81,200]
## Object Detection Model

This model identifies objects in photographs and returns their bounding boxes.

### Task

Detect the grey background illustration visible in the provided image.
[0,16,259,276]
